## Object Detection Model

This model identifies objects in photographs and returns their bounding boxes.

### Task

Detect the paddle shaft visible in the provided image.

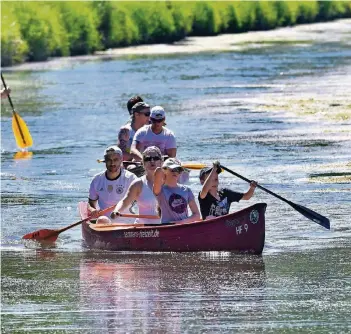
[220,165,330,229]
[59,209,158,234]
[1,73,27,146]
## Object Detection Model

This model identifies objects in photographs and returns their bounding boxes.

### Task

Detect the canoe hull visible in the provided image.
[80,203,267,254]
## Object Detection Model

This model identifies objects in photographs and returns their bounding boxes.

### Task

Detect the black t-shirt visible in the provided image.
[198,188,243,220]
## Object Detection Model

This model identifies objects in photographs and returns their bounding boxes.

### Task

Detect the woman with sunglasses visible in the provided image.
[130,106,177,162]
[111,146,163,224]
[153,158,201,224]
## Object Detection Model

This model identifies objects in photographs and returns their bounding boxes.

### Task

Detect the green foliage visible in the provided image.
[1,5,28,66]
[192,2,220,36]
[10,2,69,61]
[296,1,319,24]
[254,2,279,30]
[1,0,350,66]
[53,1,101,56]
[317,1,350,20]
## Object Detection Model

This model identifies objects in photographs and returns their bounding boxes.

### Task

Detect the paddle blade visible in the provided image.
[14,151,33,160]
[12,112,33,149]
[289,202,330,230]
[22,229,58,242]
[182,163,206,170]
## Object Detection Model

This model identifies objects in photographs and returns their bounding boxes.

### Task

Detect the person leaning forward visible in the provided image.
[88,145,137,224]
[130,106,176,161]
[117,101,151,161]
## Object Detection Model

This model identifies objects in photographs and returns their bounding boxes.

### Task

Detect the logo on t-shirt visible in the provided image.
[169,194,187,214]
[116,185,124,194]
[107,185,113,193]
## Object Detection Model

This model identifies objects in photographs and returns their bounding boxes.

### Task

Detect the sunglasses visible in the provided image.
[138,111,150,117]
[150,118,164,123]
[170,167,183,173]
[144,156,161,162]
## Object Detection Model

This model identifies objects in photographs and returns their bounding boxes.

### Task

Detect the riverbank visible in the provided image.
[2,1,351,67]
[4,19,351,71]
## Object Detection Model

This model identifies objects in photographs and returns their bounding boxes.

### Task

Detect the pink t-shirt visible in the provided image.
[133,125,176,154]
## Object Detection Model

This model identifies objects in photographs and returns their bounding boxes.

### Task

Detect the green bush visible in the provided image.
[54,2,101,55]
[191,2,220,36]
[1,6,28,66]
[317,1,349,20]
[254,1,279,30]
[2,0,351,66]
[10,2,69,61]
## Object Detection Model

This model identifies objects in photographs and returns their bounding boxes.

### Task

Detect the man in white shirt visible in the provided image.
[88,145,137,223]
[130,106,177,161]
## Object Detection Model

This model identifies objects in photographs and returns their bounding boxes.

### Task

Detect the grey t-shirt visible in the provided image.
[157,184,195,223]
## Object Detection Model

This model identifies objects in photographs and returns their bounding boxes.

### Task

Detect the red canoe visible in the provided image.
[79,202,267,254]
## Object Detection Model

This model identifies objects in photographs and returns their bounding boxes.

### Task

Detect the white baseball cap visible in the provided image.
[162,158,183,171]
[104,145,123,157]
[150,106,165,120]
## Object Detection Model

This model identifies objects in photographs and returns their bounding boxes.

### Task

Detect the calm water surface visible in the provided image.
[1,21,351,333]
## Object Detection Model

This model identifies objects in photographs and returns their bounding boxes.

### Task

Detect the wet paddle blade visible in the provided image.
[290,202,330,230]
[12,112,33,149]
[22,229,59,242]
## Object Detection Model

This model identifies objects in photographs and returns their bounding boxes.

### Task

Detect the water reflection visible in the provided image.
[79,253,265,332]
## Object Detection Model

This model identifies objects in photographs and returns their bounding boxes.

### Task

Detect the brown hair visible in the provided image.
[127,96,143,114]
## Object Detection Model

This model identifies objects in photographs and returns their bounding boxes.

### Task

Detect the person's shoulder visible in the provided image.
[91,170,106,181]
[163,127,175,136]
[135,124,150,135]
[122,168,138,179]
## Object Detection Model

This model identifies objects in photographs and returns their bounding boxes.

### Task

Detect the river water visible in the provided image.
[1,20,350,333]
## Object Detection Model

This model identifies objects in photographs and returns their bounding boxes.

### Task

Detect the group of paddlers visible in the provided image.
[87,96,257,225]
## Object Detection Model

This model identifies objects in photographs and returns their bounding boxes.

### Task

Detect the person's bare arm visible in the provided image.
[130,141,143,161]
[88,199,99,218]
[165,148,176,158]
[1,87,11,98]
[153,167,165,196]
[111,180,142,219]
[242,181,257,200]
[199,162,219,199]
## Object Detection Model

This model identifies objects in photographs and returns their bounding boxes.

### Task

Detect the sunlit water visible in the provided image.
[1,21,350,333]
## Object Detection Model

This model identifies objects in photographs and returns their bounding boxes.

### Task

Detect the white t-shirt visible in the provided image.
[133,125,176,154]
[89,169,137,223]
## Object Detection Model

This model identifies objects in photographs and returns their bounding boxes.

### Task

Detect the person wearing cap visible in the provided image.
[88,145,137,223]
[130,106,176,161]
[110,146,163,224]
[117,101,151,161]
[153,158,200,224]
[198,161,257,220]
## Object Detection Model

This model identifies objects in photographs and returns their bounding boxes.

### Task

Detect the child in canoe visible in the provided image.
[198,162,257,220]
[153,158,200,224]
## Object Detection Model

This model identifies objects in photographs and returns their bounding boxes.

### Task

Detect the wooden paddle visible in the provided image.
[1,73,33,149]
[22,206,159,242]
[188,162,330,230]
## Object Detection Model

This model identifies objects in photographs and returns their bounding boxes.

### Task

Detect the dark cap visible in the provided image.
[131,102,150,114]
[199,166,222,180]
[127,96,143,114]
